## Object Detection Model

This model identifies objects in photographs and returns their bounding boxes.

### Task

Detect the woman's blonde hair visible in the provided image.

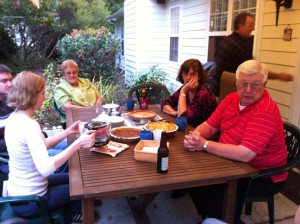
[7,71,45,110]
[60,59,79,75]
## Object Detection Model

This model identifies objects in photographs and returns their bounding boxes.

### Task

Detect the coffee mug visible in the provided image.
[176,117,188,131]
[140,130,153,140]
[125,99,135,110]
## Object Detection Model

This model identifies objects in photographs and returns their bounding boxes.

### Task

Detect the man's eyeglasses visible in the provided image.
[236,82,264,90]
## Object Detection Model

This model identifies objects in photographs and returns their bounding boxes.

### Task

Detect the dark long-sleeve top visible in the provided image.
[0,98,14,151]
[216,32,253,73]
[161,85,217,127]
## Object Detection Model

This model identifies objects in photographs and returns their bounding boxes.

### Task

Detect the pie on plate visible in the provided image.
[129,110,156,121]
[144,121,178,137]
[110,126,143,143]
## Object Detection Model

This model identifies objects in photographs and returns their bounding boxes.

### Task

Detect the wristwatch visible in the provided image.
[203,140,209,152]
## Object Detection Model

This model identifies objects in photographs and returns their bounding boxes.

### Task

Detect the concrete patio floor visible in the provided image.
[90,190,298,224]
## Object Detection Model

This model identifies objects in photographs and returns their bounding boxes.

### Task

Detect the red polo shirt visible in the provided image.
[207,90,287,183]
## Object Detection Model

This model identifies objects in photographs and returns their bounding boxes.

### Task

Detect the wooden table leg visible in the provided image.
[82,198,94,224]
[126,193,159,224]
[223,179,237,223]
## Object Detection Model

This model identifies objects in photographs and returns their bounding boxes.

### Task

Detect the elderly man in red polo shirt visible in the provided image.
[184,59,287,221]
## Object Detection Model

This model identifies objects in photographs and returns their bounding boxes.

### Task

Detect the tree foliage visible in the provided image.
[0,0,122,64]
[0,25,17,62]
[1,0,69,61]
[64,0,110,29]
[103,0,124,14]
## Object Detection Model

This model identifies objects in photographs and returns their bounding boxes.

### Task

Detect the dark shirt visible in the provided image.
[210,32,253,96]
[161,85,217,127]
[0,97,14,151]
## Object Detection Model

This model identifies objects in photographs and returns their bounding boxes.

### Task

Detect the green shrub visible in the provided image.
[93,76,128,106]
[128,64,168,87]
[34,63,62,129]
[56,28,121,82]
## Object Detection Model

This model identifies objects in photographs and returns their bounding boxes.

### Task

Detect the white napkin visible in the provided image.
[141,146,158,154]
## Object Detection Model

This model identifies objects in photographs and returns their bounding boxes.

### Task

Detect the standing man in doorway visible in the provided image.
[209,12,293,97]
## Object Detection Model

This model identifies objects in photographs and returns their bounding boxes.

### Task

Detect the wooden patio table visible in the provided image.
[66,105,257,224]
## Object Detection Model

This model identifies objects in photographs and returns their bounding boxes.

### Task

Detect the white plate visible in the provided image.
[93,116,124,123]
[93,116,124,128]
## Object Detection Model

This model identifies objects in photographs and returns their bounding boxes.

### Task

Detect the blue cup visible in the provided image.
[140,130,153,140]
[125,99,135,110]
[176,116,188,131]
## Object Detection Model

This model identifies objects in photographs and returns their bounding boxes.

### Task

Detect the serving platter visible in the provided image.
[128,110,157,121]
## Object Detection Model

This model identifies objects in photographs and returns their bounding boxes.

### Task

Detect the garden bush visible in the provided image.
[128,64,168,87]
[34,63,62,129]
[92,75,128,105]
[56,27,121,82]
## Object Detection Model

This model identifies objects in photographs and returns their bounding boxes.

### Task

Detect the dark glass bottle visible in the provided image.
[157,131,169,174]
[139,88,148,109]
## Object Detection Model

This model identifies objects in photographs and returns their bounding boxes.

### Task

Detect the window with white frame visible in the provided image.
[209,0,256,32]
[207,0,256,61]
[169,6,179,62]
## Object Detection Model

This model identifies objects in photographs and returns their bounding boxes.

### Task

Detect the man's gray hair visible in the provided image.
[236,60,268,83]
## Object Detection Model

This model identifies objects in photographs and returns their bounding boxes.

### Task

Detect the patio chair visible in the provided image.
[218,71,236,103]
[0,156,65,224]
[54,100,66,129]
[128,83,171,105]
[238,121,300,224]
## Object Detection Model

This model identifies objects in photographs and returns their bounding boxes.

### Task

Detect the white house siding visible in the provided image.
[124,0,168,84]
[160,0,210,94]
[124,0,138,83]
[115,22,125,70]
[255,0,300,124]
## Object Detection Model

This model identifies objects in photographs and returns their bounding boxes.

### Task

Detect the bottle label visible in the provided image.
[160,157,168,171]
[139,97,148,109]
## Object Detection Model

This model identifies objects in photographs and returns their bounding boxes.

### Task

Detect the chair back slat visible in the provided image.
[284,121,300,166]
[128,83,170,105]
[218,71,236,103]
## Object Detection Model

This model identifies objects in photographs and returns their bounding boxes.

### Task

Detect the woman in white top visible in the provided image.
[5,71,95,223]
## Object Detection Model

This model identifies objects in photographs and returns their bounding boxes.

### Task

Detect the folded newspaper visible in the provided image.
[90,141,129,157]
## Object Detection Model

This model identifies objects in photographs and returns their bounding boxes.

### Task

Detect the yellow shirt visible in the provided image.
[54,77,100,122]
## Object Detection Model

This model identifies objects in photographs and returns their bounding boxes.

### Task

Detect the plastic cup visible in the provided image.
[176,117,188,131]
[140,130,153,140]
[79,122,88,135]
[126,99,135,110]
[153,130,163,141]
